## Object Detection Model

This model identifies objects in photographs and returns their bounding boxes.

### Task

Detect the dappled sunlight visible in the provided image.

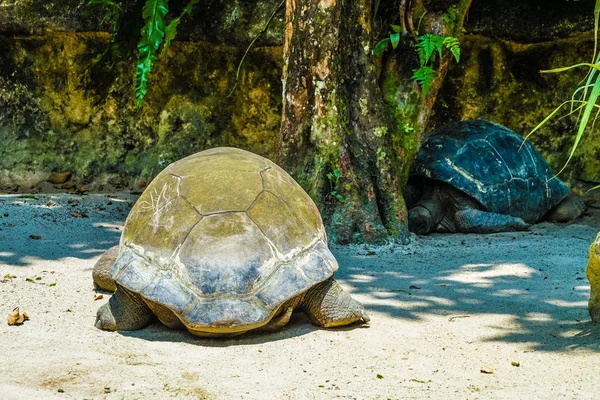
[443,262,537,284]
[332,224,600,352]
[0,193,134,267]
[545,299,588,307]
[524,312,554,322]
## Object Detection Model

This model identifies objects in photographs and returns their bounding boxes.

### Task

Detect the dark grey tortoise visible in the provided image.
[93,147,369,337]
[406,120,585,235]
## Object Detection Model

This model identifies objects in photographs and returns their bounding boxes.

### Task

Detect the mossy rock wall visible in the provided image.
[0,0,285,45]
[432,0,599,189]
[2,0,599,192]
[433,33,600,188]
[0,32,282,191]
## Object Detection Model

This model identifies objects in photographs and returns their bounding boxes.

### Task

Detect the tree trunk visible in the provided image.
[277,0,472,244]
[381,0,473,148]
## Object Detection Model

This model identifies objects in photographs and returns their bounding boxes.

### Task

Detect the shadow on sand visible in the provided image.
[0,193,134,267]
[4,193,600,351]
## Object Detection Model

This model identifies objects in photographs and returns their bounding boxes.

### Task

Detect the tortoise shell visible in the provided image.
[411,120,570,223]
[110,147,338,330]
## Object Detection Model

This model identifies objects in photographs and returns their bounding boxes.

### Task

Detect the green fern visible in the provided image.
[443,5,458,30]
[86,0,123,33]
[443,36,460,63]
[412,66,435,97]
[412,34,460,96]
[162,0,199,55]
[416,34,444,65]
[136,0,169,108]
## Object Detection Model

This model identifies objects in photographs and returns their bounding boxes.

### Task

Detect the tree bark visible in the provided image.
[277,0,472,244]
[382,0,473,147]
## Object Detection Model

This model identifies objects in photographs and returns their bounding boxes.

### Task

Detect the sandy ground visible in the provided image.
[1,192,600,399]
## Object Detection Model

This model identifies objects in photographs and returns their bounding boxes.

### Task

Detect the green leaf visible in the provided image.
[412,65,435,97]
[390,32,400,49]
[390,24,402,33]
[416,34,444,65]
[374,38,390,56]
[443,36,460,63]
[161,0,199,56]
[86,0,122,10]
[135,0,169,108]
[374,0,381,20]
[442,5,457,29]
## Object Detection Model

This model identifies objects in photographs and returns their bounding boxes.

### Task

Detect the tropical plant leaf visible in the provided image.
[374,0,381,20]
[558,74,600,175]
[390,32,400,49]
[136,0,169,107]
[390,24,402,33]
[412,65,435,97]
[416,34,444,65]
[162,0,199,55]
[443,36,460,63]
[374,38,390,56]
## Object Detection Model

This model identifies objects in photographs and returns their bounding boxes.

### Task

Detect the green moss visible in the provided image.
[380,69,420,184]
[0,33,283,190]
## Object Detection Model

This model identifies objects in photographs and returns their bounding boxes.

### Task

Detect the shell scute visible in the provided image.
[248,191,317,257]
[412,120,570,222]
[256,264,313,309]
[140,270,195,314]
[113,147,336,329]
[178,213,276,296]
[261,165,324,240]
[183,298,270,329]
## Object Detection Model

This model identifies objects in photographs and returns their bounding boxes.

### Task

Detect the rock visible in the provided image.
[47,171,72,184]
[586,233,600,321]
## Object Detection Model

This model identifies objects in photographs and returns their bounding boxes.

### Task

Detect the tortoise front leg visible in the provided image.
[92,245,119,292]
[453,209,529,233]
[408,183,445,234]
[95,285,154,331]
[302,278,369,328]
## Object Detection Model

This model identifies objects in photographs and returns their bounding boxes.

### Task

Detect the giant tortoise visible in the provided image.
[406,120,585,234]
[93,147,369,337]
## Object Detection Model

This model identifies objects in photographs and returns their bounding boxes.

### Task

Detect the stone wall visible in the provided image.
[1,0,598,192]
[0,0,284,191]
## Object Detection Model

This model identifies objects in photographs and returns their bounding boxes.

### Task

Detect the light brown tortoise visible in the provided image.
[93,147,369,337]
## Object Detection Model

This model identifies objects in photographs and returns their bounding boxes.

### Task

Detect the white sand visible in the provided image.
[1,193,600,399]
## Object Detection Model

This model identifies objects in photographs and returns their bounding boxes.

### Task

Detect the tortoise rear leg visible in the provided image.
[259,304,295,332]
[454,209,529,233]
[545,195,585,222]
[302,278,369,328]
[95,285,154,331]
